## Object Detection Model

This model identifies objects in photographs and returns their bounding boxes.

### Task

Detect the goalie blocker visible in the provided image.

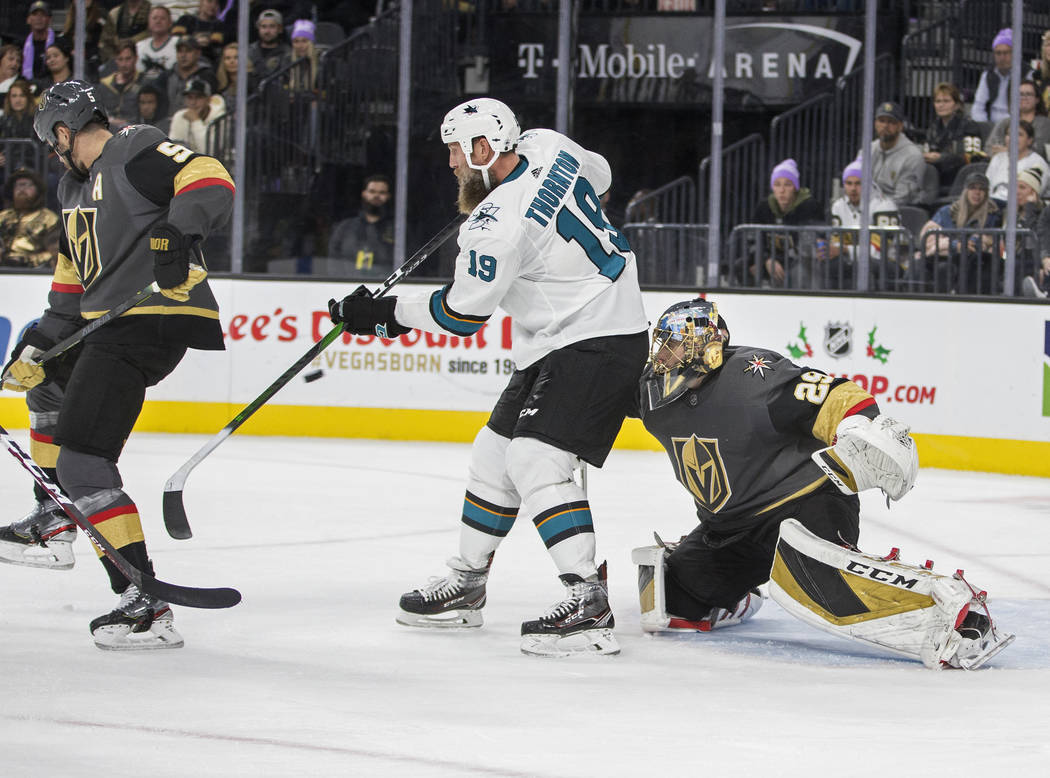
[768,519,1014,670]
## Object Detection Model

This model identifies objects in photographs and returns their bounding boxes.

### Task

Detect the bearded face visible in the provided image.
[11,181,38,212]
[456,163,489,215]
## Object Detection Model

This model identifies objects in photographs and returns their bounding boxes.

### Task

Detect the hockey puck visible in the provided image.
[303,370,324,383]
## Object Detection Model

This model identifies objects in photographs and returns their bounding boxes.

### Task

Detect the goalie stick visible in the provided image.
[161,214,467,540]
[0,423,241,609]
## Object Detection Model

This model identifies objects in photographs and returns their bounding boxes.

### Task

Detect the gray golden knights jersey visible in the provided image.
[638,346,879,535]
[36,124,234,350]
[395,128,648,368]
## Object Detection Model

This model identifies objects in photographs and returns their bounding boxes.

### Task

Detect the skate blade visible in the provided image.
[520,628,620,658]
[93,621,185,651]
[396,608,483,629]
[0,540,75,570]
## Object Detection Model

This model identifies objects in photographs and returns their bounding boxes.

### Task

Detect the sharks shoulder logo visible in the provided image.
[468,203,501,231]
[62,206,102,286]
[671,435,732,512]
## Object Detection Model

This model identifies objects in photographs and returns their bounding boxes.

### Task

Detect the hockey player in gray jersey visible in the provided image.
[0,80,234,650]
[329,98,649,656]
[630,298,1013,669]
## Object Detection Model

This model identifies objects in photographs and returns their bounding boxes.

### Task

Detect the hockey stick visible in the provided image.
[0,423,241,609]
[161,214,466,539]
[36,281,161,363]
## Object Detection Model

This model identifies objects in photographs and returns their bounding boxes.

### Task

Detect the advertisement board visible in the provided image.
[1,275,1048,475]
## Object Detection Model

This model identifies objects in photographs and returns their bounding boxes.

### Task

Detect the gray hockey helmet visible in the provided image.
[34,79,109,148]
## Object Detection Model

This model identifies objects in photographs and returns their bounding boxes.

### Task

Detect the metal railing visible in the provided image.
[900,15,960,125]
[621,222,1038,296]
[698,133,766,239]
[624,176,696,225]
[0,139,49,182]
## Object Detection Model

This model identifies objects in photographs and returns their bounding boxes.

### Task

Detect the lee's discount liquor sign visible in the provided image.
[489,14,872,107]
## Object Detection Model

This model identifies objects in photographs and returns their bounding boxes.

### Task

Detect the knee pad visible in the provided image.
[467,426,518,505]
[57,448,123,500]
[504,436,580,504]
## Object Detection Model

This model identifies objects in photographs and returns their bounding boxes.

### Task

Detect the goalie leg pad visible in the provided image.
[768,519,1013,669]
[631,543,763,633]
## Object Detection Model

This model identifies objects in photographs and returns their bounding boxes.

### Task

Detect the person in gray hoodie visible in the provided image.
[864,101,926,207]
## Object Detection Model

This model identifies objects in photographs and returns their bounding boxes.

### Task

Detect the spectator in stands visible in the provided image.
[32,36,73,95]
[750,158,824,289]
[986,120,1050,204]
[109,0,152,43]
[1025,199,1050,298]
[135,82,170,135]
[168,76,225,154]
[157,36,217,118]
[249,9,292,87]
[1,45,23,104]
[215,42,246,111]
[825,155,901,290]
[22,1,54,83]
[289,19,318,92]
[61,0,118,80]
[137,5,179,81]
[867,101,926,207]
[172,0,234,68]
[97,40,145,129]
[1029,30,1050,115]
[0,168,59,270]
[329,174,395,276]
[918,172,1001,294]
[922,82,985,194]
[0,80,39,175]
[1009,167,1045,296]
[972,28,1014,124]
[625,189,656,223]
[985,80,1050,159]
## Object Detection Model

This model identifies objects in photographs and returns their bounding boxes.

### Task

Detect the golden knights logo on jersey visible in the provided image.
[63,206,103,286]
[671,435,732,512]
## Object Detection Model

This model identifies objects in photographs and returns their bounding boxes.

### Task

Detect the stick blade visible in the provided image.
[138,575,242,609]
[162,489,193,539]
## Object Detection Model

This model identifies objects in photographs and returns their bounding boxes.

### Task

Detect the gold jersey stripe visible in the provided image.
[755,476,828,516]
[89,511,146,557]
[174,156,235,195]
[812,382,874,445]
[54,254,81,286]
[82,305,220,320]
[29,438,60,468]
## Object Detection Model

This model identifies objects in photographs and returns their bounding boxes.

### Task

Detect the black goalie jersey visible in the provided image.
[638,345,880,535]
[36,124,234,350]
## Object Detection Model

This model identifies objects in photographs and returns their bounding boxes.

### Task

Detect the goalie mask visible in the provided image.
[440,98,520,189]
[644,299,729,411]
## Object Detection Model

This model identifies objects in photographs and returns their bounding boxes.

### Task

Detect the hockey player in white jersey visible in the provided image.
[329,98,649,656]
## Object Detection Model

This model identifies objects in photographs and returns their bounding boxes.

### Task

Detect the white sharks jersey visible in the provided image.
[395,129,648,368]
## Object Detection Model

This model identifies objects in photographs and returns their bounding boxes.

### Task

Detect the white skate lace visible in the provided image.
[116,584,142,612]
[540,581,591,621]
[419,574,461,602]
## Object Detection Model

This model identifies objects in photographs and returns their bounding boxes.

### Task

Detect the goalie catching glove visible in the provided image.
[150,222,207,302]
[1,325,53,392]
[812,414,918,501]
[328,285,411,338]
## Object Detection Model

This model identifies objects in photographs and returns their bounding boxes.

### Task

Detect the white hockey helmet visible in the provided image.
[440,98,520,173]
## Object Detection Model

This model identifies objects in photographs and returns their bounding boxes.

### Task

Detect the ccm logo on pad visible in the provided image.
[845,561,918,589]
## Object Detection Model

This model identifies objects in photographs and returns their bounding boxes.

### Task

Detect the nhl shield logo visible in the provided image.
[823,321,852,359]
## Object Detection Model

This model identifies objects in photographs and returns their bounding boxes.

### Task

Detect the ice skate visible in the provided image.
[90,584,184,651]
[520,561,619,657]
[0,500,76,570]
[397,554,491,628]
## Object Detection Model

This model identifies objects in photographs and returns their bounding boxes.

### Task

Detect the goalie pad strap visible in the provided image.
[768,519,971,669]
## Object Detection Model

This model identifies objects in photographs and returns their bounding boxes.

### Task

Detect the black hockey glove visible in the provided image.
[150,222,197,290]
[328,285,412,338]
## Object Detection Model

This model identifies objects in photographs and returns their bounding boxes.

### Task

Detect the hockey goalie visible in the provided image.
[629,297,1013,670]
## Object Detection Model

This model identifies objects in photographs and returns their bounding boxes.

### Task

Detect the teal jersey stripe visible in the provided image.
[429,287,488,336]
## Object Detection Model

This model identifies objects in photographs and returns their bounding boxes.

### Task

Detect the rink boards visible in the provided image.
[1,275,1048,476]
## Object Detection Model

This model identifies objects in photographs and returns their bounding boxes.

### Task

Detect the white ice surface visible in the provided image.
[2,433,1049,777]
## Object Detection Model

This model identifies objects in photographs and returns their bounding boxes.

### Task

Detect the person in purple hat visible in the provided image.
[826,156,901,289]
[747,158,824,288]
[973,28,1014,123]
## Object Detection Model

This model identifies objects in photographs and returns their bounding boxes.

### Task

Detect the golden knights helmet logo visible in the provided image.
[62,205,102,286]
[671,435,732,512]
